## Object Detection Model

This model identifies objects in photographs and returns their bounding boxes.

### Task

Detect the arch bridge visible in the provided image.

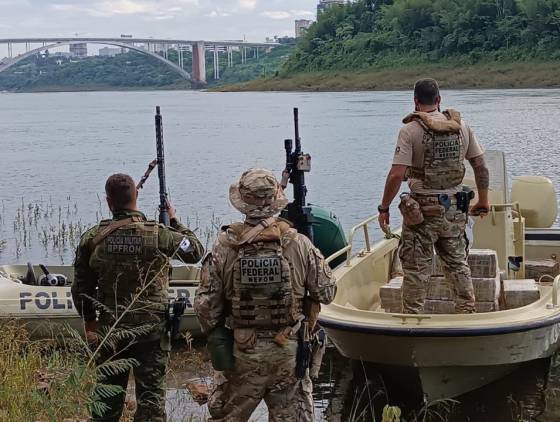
[0,37,279,86]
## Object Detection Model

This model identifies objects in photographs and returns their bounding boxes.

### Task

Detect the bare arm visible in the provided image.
[378,165,407,230]
[468,155,490,214]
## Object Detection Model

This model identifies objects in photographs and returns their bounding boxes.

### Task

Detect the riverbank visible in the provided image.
[214,61,560,92]
[0,83,188,94]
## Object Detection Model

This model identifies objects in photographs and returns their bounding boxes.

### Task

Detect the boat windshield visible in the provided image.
[463,149,508,204]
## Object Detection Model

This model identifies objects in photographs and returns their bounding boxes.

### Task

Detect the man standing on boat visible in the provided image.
[378,79,490,314]
[194,168,336,421]
[72,173,203,422]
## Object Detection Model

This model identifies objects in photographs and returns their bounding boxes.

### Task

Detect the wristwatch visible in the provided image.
[378,205,390,213]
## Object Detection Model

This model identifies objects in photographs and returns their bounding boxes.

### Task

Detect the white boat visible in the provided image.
[0,263,203,339]
[319,151,560,400]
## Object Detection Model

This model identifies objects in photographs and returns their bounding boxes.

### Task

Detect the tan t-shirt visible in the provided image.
[392,110,484,195]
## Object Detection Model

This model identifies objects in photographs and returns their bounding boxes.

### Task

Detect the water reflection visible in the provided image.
[311,348,560,421]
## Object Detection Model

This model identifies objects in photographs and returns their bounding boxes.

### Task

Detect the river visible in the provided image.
[1,89,560,420]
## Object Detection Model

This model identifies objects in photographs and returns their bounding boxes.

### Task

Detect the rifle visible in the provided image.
[281,108,314,242]
[155,106,170,226]
[167,297,187,339]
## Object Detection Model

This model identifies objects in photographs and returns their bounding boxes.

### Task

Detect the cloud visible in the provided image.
[260,10,291,20]
[206,9,231,18]
[238,0,256,10]
[51,0,200,18]
[260,9,315,20]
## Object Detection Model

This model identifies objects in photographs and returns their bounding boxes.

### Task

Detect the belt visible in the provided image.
[411,194,458,206]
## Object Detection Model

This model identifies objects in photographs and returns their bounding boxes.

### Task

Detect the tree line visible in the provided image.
[286,0,560,72]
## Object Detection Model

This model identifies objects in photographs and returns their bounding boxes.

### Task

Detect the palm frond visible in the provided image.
[91,383,125,400]
[96,358,139,379]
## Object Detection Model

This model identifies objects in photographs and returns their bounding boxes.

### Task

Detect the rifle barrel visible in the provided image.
[293,108,301,152]
[155,106,170,226]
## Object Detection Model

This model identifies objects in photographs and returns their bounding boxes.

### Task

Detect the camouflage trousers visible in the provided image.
[208,337,314,422]
[93,338,169,422]
[399,204,475,314]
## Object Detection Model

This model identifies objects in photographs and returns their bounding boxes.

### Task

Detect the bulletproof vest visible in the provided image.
[229,219,295,330]
[408,110,465,190]
[89,218,168,323]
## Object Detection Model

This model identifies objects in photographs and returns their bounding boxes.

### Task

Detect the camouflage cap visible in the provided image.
[229,168,289,219]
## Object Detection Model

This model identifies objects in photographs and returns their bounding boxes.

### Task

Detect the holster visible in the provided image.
[296,321,311,379]
[455,187,475,214]
[309,328,327,380]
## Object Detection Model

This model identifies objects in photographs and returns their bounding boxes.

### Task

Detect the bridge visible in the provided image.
[0,37,279,87]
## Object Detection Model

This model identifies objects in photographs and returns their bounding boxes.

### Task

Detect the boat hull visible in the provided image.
[0,264,203,339]
[322,321,560,367]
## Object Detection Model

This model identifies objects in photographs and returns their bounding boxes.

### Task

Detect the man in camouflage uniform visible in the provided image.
[72,173,203,422]
[378,79,490,314]
[194,168,336,421]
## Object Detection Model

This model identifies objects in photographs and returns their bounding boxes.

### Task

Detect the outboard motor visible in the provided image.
[38,264,68,287]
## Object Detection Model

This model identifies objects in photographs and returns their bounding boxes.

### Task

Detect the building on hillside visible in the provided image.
[98,47,122,57]
[317,0,345,17]
[69,43,87,58]
[295,19,313,38]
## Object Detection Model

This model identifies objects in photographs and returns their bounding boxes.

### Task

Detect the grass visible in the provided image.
[0,320,95,421]
[215,60,560,92]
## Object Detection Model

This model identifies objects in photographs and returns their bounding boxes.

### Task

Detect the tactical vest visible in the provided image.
[229,219,295,330]
[408,111,465,190]
[89,217,168,324]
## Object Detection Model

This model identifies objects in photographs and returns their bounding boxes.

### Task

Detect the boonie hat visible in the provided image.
[229,168,289,219]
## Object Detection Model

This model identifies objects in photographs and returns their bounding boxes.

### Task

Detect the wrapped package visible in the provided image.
[424,299,455,314]
[427,276,455,300]
[524,259,560,282]
[503,279,540,309]
[380,277,402,313]
[473,275,501,302]
[468,249,498,278]
[475,300,500,313]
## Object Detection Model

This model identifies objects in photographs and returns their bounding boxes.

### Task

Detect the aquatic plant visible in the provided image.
[1,196,221,265]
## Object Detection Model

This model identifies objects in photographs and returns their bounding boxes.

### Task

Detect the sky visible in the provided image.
[0,0,318,56]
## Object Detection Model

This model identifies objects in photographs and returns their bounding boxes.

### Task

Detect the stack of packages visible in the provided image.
[380,249,502,314]
[424,249,501,313]
[468,249,501,313]
[498,259,556,309]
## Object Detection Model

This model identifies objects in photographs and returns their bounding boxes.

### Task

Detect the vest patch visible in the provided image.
[240,256,282,284]
[433,134,460,160]
[106,235,143,254]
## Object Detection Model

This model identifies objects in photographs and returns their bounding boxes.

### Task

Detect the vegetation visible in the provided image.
[0,45,292,92]
[223,0,560,91]
[0,320,95,421]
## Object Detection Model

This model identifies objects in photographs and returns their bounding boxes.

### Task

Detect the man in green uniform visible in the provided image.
[378,79,490,314]
[194,168,336,421]
[72,173,203,422]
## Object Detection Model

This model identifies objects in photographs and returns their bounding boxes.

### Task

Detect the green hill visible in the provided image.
[221,0,560,91]
[0,45,293,92]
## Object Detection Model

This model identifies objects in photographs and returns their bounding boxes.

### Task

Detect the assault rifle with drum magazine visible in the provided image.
[279,107,346,379]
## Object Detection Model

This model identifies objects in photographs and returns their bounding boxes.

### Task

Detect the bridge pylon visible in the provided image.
[191,42,207,87]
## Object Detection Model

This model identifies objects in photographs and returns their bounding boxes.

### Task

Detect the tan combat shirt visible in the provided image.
[194,221,337,333]
[392,110,484,195]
